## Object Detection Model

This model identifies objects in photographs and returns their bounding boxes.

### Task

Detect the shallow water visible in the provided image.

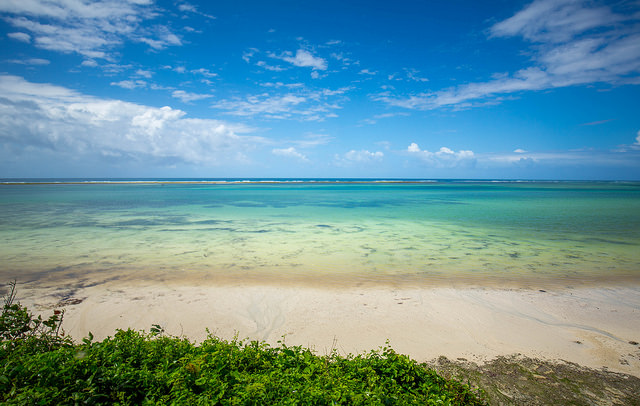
[1,180,639,286]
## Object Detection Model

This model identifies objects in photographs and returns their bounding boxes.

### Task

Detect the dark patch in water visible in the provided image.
[584,238,636,246]
[315,224,332,228]
[230,202,268,208]
[115,219,161,226]
[194,220,224,225]
[509,252,520,258]
[113,216,188,227]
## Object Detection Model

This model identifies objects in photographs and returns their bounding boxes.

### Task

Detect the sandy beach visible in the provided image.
[15,277,640,378]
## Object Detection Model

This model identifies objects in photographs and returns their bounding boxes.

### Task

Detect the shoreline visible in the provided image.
[13,277,640,378]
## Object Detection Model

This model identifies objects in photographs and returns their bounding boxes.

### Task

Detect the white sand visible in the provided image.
[17,280,640,377]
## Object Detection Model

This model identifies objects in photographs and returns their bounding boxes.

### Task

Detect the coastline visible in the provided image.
[14,277,640,378]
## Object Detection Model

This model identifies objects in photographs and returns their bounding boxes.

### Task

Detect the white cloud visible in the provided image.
[359,69,377,75]
[135,69,153,78]
[581,119,615,126]
[81,59,98,67]
[177,2,215,19]
[211,88,345,121]
[321,86,352,96]
[514,148,527,153]
[407,143,421,153]
[272,147,308,161]
[138,26,182,50]
[242,47,259,63]
[260,82,304,89]
[293,133,333,148]
[191,68,217,78]
[7,32,31,42]
[405,68,429,82]
[0,75,263,166]
[171,90,213,103]
[636,130,640,145]
[7,58,50,65]
[375,0,640,111]
[407,143,475,167]
[489,0,621,43]
[110,80,146,89]
[212,94,305,117]
[178,3,197,13]
[335,149,384,165]
[278,49,327,70]
[256,60,286,72]
[484,148,640,169]
[360,112,409,125]
[0,0,182,60]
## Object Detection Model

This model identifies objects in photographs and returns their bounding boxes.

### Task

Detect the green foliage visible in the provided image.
[1,283,485,405]
[0,280,72,354]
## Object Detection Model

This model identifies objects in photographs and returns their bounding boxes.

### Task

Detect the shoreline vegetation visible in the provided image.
[0,283,640,405]
[4,283,640,405]
[2,281,485,405]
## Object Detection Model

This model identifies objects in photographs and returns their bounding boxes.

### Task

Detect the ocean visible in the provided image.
[1,179,639,287]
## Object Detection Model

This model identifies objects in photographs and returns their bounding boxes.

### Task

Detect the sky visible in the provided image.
[1,0,639,180]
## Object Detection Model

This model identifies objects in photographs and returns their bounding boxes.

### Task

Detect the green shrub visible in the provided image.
[1,282,485,405]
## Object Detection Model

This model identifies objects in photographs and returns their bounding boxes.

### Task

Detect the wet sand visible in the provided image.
[15,277,640,377]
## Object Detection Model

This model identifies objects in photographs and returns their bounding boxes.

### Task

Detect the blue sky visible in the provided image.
[1,0,639,179]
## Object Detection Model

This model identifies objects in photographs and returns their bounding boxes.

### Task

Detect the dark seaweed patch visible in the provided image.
[230,202,268,208]
[194,219,224,225]
[583,237,637,246]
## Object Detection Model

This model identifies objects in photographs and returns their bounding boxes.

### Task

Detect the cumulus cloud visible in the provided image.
[0,75,263,167]
[636,130,640,145]
[272,147,308,161]
[135,69,153,78]
[407,143,475,167]
[277,49,327,70]
[374,0,640,110]
[0,0,182,60]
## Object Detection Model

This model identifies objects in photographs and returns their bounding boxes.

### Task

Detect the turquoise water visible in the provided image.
[1,180,640,286]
